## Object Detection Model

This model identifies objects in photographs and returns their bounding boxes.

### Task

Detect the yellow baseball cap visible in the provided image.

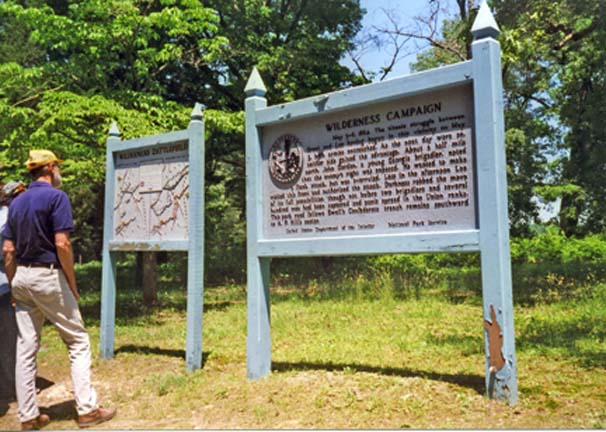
[25,149,64,171]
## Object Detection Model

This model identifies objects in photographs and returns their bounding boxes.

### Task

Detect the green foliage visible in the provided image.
[3,0,605,288]
[505,127,547,236]
[512,225,606,264]
[200,0,363,107]
[496,0,606,234]
[0,62,192,258]
[0,0,363,273]
[411,17,472,72]
[0,0,226,96]
[205,179,246,282]
[266,229,606,308]
[408,1,606,235]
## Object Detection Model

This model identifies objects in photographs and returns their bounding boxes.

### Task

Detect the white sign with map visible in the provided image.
[113,141,189,241]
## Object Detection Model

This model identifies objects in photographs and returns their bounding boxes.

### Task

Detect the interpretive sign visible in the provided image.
[263,85,476,239]
[245,2,517,406]
[100,104,206,371]
[113,141,189,240]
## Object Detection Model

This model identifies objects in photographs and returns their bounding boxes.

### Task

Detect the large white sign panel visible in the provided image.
[113,141,189,241]
[262,84,476,240]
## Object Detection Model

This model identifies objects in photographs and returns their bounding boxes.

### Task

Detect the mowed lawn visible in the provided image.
[1,283,606,430]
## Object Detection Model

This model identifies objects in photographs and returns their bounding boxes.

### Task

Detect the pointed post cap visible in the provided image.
[191,102,206,120]
[244,67,267,97]
[108,121,120,138]
[471,1,500,40]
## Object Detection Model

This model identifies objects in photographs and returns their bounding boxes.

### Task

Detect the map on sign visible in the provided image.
[113,141,189,241]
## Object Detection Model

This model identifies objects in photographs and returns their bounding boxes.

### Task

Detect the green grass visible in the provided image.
[1,269,606,429]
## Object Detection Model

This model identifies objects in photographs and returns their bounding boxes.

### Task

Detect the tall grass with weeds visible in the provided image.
[74,227,606,310]
[268,227,606,308]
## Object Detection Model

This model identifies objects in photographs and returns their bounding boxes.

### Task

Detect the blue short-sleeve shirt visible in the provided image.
[1,181,74,265]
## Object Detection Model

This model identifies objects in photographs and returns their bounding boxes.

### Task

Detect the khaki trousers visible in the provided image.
[11,266,97,422]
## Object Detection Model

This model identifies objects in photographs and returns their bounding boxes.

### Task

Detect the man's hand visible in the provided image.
[55,231,79,301]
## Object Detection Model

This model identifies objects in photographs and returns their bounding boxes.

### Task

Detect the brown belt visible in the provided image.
[18,262,60,270]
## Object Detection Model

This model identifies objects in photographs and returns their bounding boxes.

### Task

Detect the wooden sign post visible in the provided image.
[100,104,206,371]
[245,2,517,405]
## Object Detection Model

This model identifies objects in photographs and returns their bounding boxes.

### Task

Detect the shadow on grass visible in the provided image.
[36,376,55,393]
[80,295,237,326]
[114,345,211,367]
[116,344,186,359]
[0,402,8,418]
[272,360,485,395]
[41,399,77,422]
[517,320,606,368]
[0,399,13,418]
[0,377,56,419]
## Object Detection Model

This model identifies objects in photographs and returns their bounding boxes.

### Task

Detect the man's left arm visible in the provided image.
[2,238,17,283]
[55,231,79,301]
[51,192,79,301]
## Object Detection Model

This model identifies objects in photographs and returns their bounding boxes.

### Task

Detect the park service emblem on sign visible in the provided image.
[268,134,304,189]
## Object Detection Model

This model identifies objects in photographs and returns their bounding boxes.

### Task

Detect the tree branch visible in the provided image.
[374,0,467,64]
[346,48,370,83]
[527,94,552,110]
[554,19,599,50]
[216,156,245,170]
[377,13,409,81]
[55,129,97,147]
[386,29,467,62]
[12,85,65,108]
[284,0,308,45]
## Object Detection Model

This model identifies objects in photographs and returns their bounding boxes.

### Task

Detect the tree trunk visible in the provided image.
[558,193,579,236]
[141,252,158,306]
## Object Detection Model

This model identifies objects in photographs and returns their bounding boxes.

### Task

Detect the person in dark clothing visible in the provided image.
[0,181,26,402]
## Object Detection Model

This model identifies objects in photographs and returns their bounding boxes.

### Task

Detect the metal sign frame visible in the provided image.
[100,104,205,371]
[245,3,517,404]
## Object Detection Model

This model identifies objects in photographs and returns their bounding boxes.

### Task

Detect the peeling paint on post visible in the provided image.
[244,1,517,405]
[100,105,206,371]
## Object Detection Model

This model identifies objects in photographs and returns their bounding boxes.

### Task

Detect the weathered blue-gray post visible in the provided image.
[245,68,272,379]
[100,122,120,360]
[185,103,206,371]
[471,2,518,405]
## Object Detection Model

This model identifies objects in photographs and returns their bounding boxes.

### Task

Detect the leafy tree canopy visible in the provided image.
[0,0,363,274]
[401,0,606,236]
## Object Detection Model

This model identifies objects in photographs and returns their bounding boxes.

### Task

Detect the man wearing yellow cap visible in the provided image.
[2,150,115,429]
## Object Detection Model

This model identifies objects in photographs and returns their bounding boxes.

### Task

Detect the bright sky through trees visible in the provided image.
[345,0,559,222]
[342,0,438,80]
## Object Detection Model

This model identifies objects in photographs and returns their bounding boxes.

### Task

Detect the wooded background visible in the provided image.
[0,0,604,284]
